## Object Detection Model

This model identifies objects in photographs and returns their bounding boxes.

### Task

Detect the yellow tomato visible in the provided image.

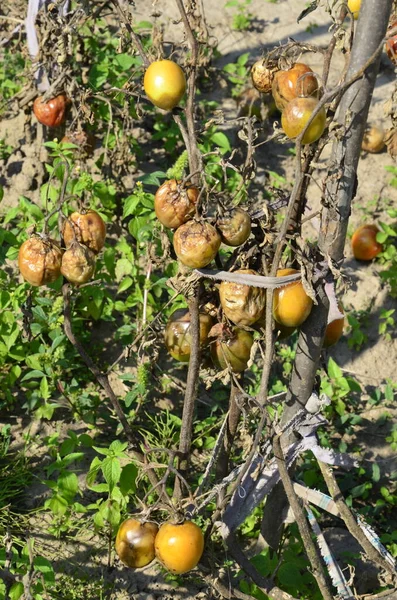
[143,60,186,111]
[347,0,361,19]
[155,521,204,574]
[273,268,313,328]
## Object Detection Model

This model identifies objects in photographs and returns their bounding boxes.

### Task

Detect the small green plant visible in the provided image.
[347,310,369,350]
[321,357,361,417]
[379,308,395,341]
[225,0,254,31]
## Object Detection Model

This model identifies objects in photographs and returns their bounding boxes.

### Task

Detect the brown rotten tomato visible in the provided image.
[361,126,385,153]
[61,129,95,157]
[173,220,221,269]
[217,208,251,247]
[18,236,62,286]
[219,269,265,327]
[164,308,213,362]
[211,326,254,373]
[324,305,345,347]
[351,224,383,261]
[60,241,96,285]
[281,97,326,145]
[63,210,106,254]
[154,521,204,574]
[33,94,69,128]
[273,268,313,328]
[154,179,199,229]
[115,519,159,569]
[143,59,186,111]
[272,63,318,112]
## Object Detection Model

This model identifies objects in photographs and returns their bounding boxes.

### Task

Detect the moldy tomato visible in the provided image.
[115,518,159,568]
[361,126,385,153]
[60,241,96,285]
[272,63,318,112]
[154,179,199,229]
[173,220,221,269]
[61,129,95,157]
[211,326,253,373]
[219,269,266,327]
[216,208,251,247]
[281,97,326,145]
[351,224,383,261]
[154,521,204,574]
[18,236,62,286]
[164,308,213,362]
[33,94,69,127]
[273,268,313,328]
[251,59,278,94]
[143,60,186,111]
[63,210,106,254]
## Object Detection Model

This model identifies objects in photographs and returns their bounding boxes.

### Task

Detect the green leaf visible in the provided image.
[211,132,231,153]
[372,463,381,483]
[102,457,121,492]
[45,494,68,516]
[328,357,342,380]
[58,471,78,502]
[9,582,24,600]
[119,463,138,496]
[40,376,50,400]
[114,53,136,70]
[115,258,133,282]
[277,562,303,587]
[118,276,133,294]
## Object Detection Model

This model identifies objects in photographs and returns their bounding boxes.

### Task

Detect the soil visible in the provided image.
[0,1,396,599]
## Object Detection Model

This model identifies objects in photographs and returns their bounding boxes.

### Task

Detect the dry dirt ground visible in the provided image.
[1,0,397,599]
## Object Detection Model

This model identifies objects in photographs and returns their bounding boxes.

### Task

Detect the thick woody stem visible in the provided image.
[261,0,393,551]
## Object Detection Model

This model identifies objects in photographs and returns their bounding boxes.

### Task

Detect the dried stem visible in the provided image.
[273,436,334,600]
[174,290,201,498]
[215,382,241,482]
[62,283,161,493]
[318,460,396,576]
[109,0,150,68]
